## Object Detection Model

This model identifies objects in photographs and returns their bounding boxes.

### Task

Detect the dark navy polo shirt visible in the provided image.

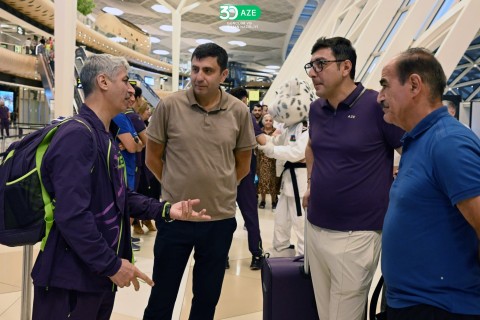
[308,83,404,231]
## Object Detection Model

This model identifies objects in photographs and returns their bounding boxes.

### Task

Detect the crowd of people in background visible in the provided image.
[23,36,55,71]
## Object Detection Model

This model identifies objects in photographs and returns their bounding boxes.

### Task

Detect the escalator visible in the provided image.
[73,47,87,114]
[129,73,161,108]
[37,53,54,104]
[37,47,87,115]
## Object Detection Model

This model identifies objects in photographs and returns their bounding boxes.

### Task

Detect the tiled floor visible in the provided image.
[0,200,278,320]
[0,200,383,319]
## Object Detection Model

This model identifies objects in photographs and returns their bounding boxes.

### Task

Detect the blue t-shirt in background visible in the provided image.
[112,113,138,189]
[382,107,480,314]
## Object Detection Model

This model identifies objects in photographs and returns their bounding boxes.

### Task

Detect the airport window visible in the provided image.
[358,0,412,80]
[428,0,458,28]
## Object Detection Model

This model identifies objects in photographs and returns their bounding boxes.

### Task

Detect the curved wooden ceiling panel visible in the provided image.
[0,47,38,80]
[2,0,172,73]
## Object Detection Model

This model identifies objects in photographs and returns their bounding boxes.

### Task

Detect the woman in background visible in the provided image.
[257,114,278,209]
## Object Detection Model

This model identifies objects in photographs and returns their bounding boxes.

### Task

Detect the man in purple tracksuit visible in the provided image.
[31,54,210,320]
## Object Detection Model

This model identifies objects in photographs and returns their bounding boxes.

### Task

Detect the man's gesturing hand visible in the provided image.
[109,259,154,291]
[170,199,210,220]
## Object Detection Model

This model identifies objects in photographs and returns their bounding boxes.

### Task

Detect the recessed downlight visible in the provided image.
[196,39,213,44]
[228,40,246,47]
[102,7,124,16]
[150,37,161,44]
[151,4,171,14]
[219,25,240,33]
[153,50,170,55]
[160,25,173,32]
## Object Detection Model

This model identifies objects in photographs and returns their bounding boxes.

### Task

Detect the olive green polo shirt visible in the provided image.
[147,87,255,220]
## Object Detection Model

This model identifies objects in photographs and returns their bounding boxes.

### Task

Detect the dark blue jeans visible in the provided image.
[33,286,115,320]
[143,218,237,320]
[236,171,263,256]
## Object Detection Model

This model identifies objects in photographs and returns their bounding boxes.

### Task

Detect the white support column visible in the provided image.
[171,10,181,92]
[54,0,77,118]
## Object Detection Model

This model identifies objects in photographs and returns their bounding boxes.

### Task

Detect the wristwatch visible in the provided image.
[162,202,174,222]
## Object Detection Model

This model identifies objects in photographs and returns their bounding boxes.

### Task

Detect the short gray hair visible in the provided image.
[80,54,130,97]
[262,113,273,125]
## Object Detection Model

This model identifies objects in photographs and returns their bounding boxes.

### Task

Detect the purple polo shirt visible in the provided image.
[308,83,404,231]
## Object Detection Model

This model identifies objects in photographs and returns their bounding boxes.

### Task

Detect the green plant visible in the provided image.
[77,0,95,16]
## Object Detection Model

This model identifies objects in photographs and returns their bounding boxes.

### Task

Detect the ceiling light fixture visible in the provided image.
[228,40,246,47]
[151,5,171,14]
[153,49,170,55]
[102,7,124,16]
[265,65,280,69]
[160,25,173,32]
[219,25,240,33]
[150,37,161,43]
[196,39,213,45]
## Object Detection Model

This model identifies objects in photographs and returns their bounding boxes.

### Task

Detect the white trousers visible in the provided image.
[272,194,305,255]
[307,222,381,320]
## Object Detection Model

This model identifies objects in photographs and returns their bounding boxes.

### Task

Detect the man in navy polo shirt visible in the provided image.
[379,48,480,319]
[303,37,404,320]
[31,54,210,320]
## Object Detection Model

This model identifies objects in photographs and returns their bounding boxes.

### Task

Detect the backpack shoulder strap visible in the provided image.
[39,117,98,251]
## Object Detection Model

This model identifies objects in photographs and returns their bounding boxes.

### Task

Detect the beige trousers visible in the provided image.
[307,222,381,320]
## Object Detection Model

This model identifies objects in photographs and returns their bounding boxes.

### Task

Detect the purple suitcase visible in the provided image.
[261,255,319,320]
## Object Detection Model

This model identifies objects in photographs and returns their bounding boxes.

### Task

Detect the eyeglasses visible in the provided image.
[304,59,347,75]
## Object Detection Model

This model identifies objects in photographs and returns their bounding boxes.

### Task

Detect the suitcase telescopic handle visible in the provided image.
[303,208,309,275]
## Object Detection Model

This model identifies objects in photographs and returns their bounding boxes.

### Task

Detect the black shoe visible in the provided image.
[272,201,277,209]
[250,255,264,270]
[259,201,266,209]
[225,256,230,269]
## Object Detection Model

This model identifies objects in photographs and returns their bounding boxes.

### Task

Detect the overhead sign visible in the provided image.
[249,90,260,101]
[219,5,261,20]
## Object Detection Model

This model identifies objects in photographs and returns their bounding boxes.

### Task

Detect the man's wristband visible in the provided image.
[162,202,174,222]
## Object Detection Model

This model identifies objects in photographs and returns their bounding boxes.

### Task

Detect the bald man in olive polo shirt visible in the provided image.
[144,43,255,320]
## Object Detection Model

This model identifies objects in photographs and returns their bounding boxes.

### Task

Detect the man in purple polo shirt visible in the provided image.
[31,54,210,320]
[302,37,404,320]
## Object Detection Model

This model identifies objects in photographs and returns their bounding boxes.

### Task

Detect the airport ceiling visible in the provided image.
[444,33,480,102]
[90,0,318,76]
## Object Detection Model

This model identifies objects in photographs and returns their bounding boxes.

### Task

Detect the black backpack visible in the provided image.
[0,117,96,248]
